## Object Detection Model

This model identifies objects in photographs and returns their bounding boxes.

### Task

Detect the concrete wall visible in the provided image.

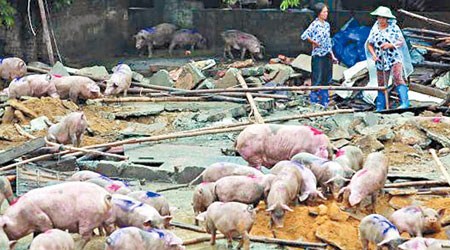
[0,0,130,64]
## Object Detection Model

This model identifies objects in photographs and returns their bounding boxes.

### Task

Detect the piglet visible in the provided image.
[399,237,450,250]
[359,214,406,250]
[196,201,256,250]
[189,162,264,186]
[235,124,332,168]
[0,57,27,81]
[127,191,174,218]
[334,145,364,176]
[391,206,446,237]
[105,227,185,250]
[192,182,216,225]
[104,64,132,96]
[339,152,388,211]
[215,175,266,208]
[29,229,74,250]
[267,164,300,229]
[67,170,101,182]
[46,112,88,147]
[1,182,112,249]
[104,194,171,233]
[86,176,131,195]
[8,74,59,99]
[52,75,101,103]
[169,29,206,55]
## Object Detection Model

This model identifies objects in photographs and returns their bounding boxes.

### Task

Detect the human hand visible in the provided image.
[381,43,394,50]
[332,55,339,64]
[312,40,320,48]
[372,54,380,62]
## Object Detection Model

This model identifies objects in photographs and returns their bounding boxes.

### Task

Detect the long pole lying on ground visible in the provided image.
[398,9,450,29]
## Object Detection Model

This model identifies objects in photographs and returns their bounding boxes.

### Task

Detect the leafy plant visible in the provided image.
[0,0,72,28]
[280,0,301,11]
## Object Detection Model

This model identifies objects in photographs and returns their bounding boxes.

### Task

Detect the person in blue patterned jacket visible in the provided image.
[301,3,338,108]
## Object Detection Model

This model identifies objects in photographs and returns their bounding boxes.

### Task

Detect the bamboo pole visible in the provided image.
[404,28,450,37]
[430,149,450,187]
[411,43,450,56]
[385,180,447,188]
[236,72,264,123]
[183,235,225,246]
[37,0,55,65]
[95,96,245,103]
[73,109,354,151]
[14,124,127,160]
[398,9,450,29]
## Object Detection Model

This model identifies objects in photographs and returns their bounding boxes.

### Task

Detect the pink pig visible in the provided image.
[0,176,14,207]
[8,74,59,99]
[104,64,132,96]
[0,182,112,249]
[391,206,446,237]
[236,124,332,168]
[29,229,75,250]
[399,237,450,250]
[339,152,388,211]
[196,201,256,250]
[192,182,216,225]
[52,75,102,103]
[0,57,27,81]
[359,214,406,250]
[105,227,185,250]
[86,176,131,195]
[189,162,264,186]
[67,170,101,181]
[46,112,88,147]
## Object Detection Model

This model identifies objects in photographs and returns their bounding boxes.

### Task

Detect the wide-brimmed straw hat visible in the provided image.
[370,6,396,19]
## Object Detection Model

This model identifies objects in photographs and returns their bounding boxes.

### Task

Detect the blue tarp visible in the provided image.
[332,18,370,67]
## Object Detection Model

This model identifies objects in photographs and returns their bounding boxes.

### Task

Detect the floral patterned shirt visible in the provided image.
[301,18,333,57]
[367,23,404,71]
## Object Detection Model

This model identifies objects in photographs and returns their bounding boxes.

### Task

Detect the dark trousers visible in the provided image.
[310,53,332,106]
[312,53,332,86]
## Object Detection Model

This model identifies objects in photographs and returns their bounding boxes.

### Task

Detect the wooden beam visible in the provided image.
[0,137,46,165]
[37,0,55,64]
[410,83,448,99]
[236,72,264,124]
[399,10,450,29]
[430,149,450,187]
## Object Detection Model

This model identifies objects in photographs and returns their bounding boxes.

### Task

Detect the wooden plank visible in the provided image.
[0,137,46,165]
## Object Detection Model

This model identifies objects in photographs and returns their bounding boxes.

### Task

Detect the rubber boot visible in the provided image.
[309,91,319,104]
[319,89,329,107]
[396,84,410,109]
[376,91,386,112]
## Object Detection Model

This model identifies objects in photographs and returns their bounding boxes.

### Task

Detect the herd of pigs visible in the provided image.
[0,24,447,250]
[0,119,446,249]
[134,23,264,59]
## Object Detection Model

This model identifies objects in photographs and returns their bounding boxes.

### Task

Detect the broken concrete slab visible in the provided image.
[77,65,109,80]
[329,127,351,141]
[254,97,274,112]
[30,116,51,131]
[173,63,205,90]
[240,67,264,77]
[354,134,384,153]
[216,68,239,88]
[394,123,430,148]
[245,76,264,87]
[8,99,37,118]
[149,70,174,87]
[121,122,167,136]
[264,63,294,84]
[195,78,215,89]
[50,61,70,77]
[114,104,164,119]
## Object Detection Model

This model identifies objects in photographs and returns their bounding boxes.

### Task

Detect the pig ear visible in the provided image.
[46,74,52,81]
[89,85,100,93]
[324,177,336,184]
[163,216,172,224]
[113,82,119,87]
[9,240,17,249]
[317,191,327,201]
[169,206,178,214]
[281,204,293,212]
[438,208,446,217]
[299,192,309,202]
[195,212,207,222]
[349,193,362,206]
[143,220,155,228]
[266,204,276,212]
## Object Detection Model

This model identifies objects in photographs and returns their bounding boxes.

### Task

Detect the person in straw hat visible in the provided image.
[301,2,339,108]
[365,6,413,111]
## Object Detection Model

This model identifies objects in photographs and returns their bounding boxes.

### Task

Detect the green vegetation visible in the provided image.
[280,0,301,11]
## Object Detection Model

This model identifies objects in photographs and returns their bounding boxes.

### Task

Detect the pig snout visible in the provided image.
[271,210,285,228]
